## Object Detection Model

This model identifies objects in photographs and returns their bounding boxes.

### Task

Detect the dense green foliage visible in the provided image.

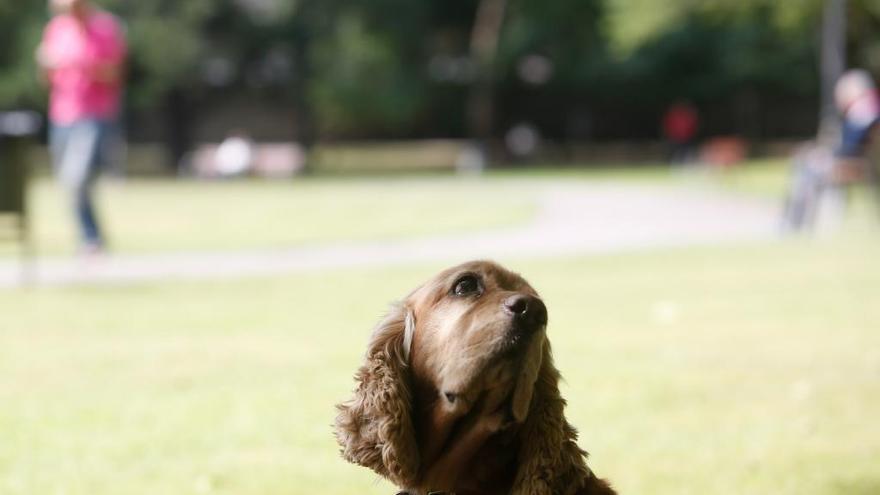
[0,1,46,107]
[1,0,879,138]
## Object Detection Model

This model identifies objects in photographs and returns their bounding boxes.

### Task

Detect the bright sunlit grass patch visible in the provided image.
[9,176,537,256]
[5,159,796,257]
[2,230,879,495]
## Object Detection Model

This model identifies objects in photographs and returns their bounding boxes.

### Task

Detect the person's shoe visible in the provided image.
[77,241,106,258]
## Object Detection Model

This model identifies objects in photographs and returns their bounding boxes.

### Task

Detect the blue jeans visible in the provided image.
[50,119,116,246]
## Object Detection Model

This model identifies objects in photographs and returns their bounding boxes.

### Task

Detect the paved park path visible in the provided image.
[0,182,778,288]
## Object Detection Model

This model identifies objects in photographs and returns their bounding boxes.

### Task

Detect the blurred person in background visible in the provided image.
[783,69,880,231]
[36,0,127,254]
[662,100,700,165]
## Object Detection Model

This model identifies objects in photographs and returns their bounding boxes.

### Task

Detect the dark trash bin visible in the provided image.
[1,111,42,283]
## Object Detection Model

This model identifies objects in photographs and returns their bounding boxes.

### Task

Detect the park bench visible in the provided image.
[188,141,307,178]
[826,126,880,220]
[783,126,880,231]
[187,139,470,177]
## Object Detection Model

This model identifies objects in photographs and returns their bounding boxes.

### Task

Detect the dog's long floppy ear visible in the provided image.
[334,303,420,488]
[511,342,616,495]
[510,329,545,423]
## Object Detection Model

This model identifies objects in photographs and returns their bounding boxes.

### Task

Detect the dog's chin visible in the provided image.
[467,327,545,419]
[493,324,544,365]
[439,324,545,419]
[498,328,530,355]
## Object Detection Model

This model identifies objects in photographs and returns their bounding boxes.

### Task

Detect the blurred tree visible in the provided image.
[493,0,604,140]
[0,1,48,108]
[604,0,823,54]
[604,0,880,138]
[108,0,216,169]
[819,0,846,140]
[0,0,216,110]
[309,10,425,136]
[1,0,879,156]
[307,0,429,136]
[0,0,319,169]
[105,0,214,107]
[467,0,507,156]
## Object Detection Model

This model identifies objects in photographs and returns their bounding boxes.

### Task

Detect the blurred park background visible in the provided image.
[2,0,880,494]
[1,0,879,169]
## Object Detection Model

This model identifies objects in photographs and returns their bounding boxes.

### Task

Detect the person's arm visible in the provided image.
[35,18,77,83]
[91,60,123,84]
[90,16,127,84]
[34,26,58,83]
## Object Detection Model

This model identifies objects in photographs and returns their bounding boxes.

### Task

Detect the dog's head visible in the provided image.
[407,260,548,426]
[334,261,546,485]
[335,260,610,494]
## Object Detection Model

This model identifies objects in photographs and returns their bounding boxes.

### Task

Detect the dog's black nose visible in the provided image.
[503,295,547,327]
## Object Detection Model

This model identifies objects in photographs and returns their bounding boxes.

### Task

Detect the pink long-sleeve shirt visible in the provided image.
[41,10,126,125]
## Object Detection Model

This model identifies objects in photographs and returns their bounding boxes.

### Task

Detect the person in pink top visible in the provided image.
[36,0,126,252]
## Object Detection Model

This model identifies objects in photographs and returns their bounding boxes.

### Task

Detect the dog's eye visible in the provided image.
[453,275,481,296]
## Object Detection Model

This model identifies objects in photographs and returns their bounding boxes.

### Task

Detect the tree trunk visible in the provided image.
[467,0,508,157]
[818,0,847,143]
[293,27,316,174]
[164,87,192,173]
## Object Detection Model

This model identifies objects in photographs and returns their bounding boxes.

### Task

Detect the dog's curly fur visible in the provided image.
[335,261,615,495]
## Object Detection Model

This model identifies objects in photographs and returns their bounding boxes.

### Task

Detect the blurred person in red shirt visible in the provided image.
[662,100,699,164]
[36,0,126,254]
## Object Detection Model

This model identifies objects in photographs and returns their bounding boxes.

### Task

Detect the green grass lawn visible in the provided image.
[3,241,880,494]
[6,176,537,256]
[2,163,879,494]
[5,159,792,257]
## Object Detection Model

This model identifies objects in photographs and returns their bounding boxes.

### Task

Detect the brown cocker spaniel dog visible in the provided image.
[335,260,616,495]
